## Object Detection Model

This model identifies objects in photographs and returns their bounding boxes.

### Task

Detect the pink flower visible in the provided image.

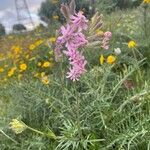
[101,31,112,50]
[104,31,112,39]
[70,11,88,31]
[57,24,88,50]
[64,48,87,81]
[66,32,88,50]
[101,43,109,50]
[54,10,89,81]
[58,24,74,44]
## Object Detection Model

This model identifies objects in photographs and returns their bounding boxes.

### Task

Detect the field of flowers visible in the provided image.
[0,0,150,149]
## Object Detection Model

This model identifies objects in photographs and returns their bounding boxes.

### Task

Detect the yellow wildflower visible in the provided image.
[29,44,36,50]
[128,40,137,48]
[34,73,40,78]
[9,119,27,134]
[41,76,49,85]
[52,0,58,4]
[37,62,42,67]
[99,55,105,65]
[8,67,16,77]
[49,37,56,43]
[25,54,29,59]
[3,78,7,82]
[12,46,21,54]
[143,0,150,3]
[20,63,27,72]
[35,40,43,46]
[0,67,4,73]
[53,15,59,20]
[42,61,51,68]
[41,72,45,77]
[107,55,116,65]
[96,29,104,36]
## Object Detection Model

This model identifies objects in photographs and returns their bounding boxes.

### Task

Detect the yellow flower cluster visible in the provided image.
[100,55,116,65]
[0,34,55,83]
[8,67,16,77]
[9,119,27,134]
[41,76,50,85]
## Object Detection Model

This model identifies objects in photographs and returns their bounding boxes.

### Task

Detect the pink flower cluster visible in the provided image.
[64,49,87,81]
[55,11,88,81]
[101,31,112,50]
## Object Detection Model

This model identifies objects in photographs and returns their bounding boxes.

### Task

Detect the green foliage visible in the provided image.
[39,0,95,23]
[39,0,62,23]
[96,0,143,13]
[13,24,27,32]
[0,23,6,36]
[0,58,150,149]
[1,1,150,150]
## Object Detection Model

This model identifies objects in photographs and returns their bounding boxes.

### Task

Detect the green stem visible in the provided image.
[27,126,45,136]
[0,130,18,144]
[132,48,142,81]
[75,83,82,140]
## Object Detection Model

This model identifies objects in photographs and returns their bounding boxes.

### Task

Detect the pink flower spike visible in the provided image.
[101,31,112,50]
[66,32,88,50]
[104,31,112,39]
[65,48,87,81]
[70,11,88,31]
[58,24,74,44]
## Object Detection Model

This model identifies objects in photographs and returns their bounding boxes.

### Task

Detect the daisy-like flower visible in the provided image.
[19,63,27,72]
[128,40,137,48]
[42,61,51,68]
[107,55,116,65]
[29,44,36,50]
[41,76,50,85]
